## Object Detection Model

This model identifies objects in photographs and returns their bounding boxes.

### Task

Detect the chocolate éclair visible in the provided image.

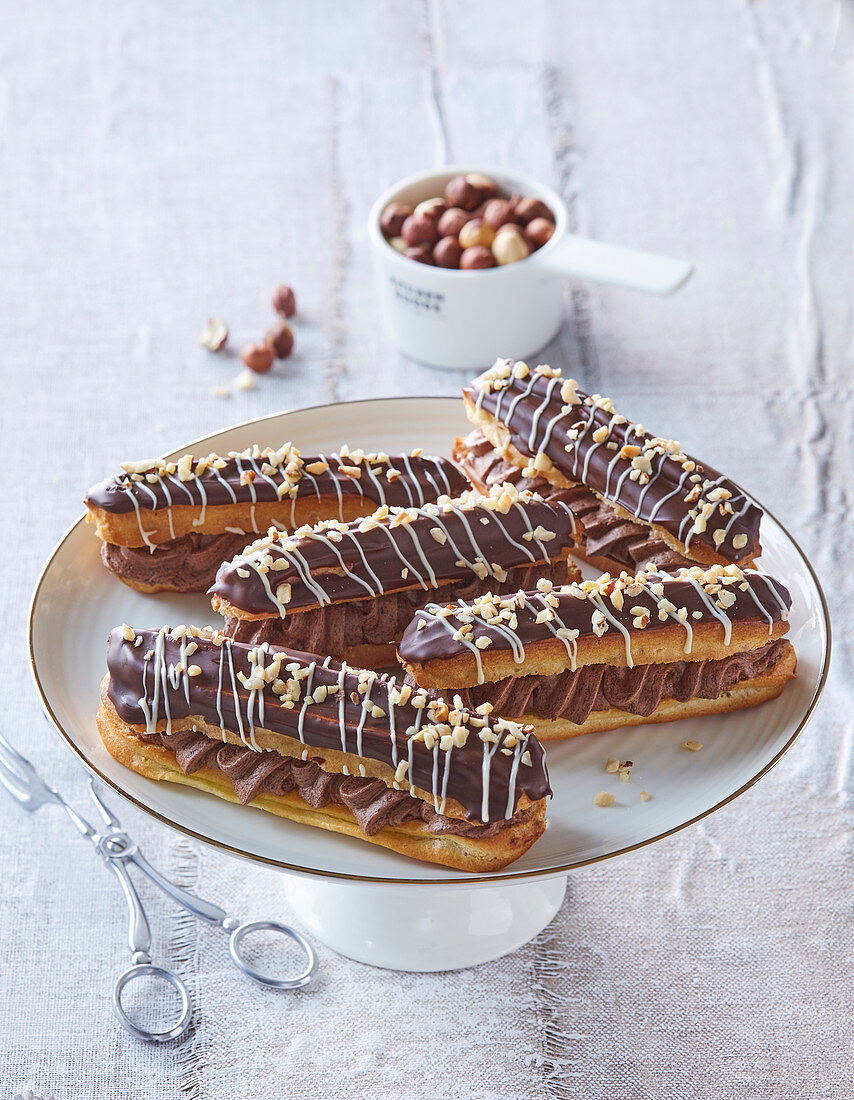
[398,566,795,741]
[85,444,469,594]
[98,626,551,872]
[209,483,581,669]
[464,360,763,568]
[455,428,693,575]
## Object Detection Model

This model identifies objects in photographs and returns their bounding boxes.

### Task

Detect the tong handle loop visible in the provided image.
[228,920,317,989]
[113,963,192,1043]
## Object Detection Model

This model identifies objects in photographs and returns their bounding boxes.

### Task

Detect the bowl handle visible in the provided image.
[540,233,693,296]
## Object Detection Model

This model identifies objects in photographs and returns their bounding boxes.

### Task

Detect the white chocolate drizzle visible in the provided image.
[129,626,539,823]
[472,359,760,561]
[221,483,568,618]
[406,565,790,678]
[97,446,465,549]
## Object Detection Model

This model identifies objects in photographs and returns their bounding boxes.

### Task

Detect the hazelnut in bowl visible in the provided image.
[369,166,692,369]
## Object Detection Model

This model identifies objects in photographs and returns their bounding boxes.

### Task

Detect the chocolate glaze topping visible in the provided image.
[438,640,791,724]
[137,728,519,838]
[399,566,791,684]
[224,560,570,654]
[87,445,469,516]
[106,627,551,823]
[467,361,762,563]
[102,532,249,593]
[456,429,691,572]
[209,484,575,618]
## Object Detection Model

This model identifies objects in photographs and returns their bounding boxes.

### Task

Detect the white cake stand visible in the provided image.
[28,399,830,971]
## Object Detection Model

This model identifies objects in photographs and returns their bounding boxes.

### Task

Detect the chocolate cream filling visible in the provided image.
[102,532,250,593]
[456,430,692,572]
[423,640,790,725]
[137,728,517,838]
[223,559,571,651]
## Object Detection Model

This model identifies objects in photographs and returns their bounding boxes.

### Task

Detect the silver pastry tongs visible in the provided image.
[0,729,317,1042]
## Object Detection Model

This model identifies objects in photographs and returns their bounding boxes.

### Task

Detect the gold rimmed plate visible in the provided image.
[28,398,830,886]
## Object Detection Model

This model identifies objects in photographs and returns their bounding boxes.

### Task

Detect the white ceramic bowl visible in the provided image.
[368,165,694,369]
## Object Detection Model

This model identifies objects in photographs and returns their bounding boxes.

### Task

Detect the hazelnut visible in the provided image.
[414,197,447,222]
[492,224,530,265]
[525,217,555,249]
[434,236,463,269]
[482,198,517,231]
[388,235,407,252]
[199,317,228,351]
[265,321,294,359]
[379,202,413,237]
[459,246,496,270]
[514,197,553,225]
[241,342,275,374]
[444,174,481,211]
[437,207,470,238]
[401,213,439,246]
[458,218,495,250]
[404,243,435,265]
[271,284,296,318]
[465,172,499,201]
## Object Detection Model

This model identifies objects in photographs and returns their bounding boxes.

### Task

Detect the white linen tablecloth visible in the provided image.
[2,2,851,1096]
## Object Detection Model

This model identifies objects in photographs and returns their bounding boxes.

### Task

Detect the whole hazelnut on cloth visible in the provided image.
[444,174,482,212]
[458,218,495,250]
[405,243,435,265]
[401,213,439,247]
[434,236,463,269]
[414,197,447,222]
[241,342,275,374]
[525,217,555,249]
[492,224,530,266]
[513,197,553,225]
[266,321,294,360]
[271,284,296,318]
[482,198,517,231]
[459,245,496,270]
[464,172,499,201]
[437,207,470,239]
[380,202,414,237]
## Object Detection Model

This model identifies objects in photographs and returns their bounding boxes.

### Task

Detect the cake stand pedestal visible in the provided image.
[284,873,567,972]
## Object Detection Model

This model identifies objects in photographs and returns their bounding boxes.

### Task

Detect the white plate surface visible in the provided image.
[29,398,830,885]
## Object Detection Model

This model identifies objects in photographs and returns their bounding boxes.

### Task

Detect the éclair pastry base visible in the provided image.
[401,620,792,690]
[96,694,547,872]
[495,644,797,741]
[462,394,760,569]
[87,493,385,550]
